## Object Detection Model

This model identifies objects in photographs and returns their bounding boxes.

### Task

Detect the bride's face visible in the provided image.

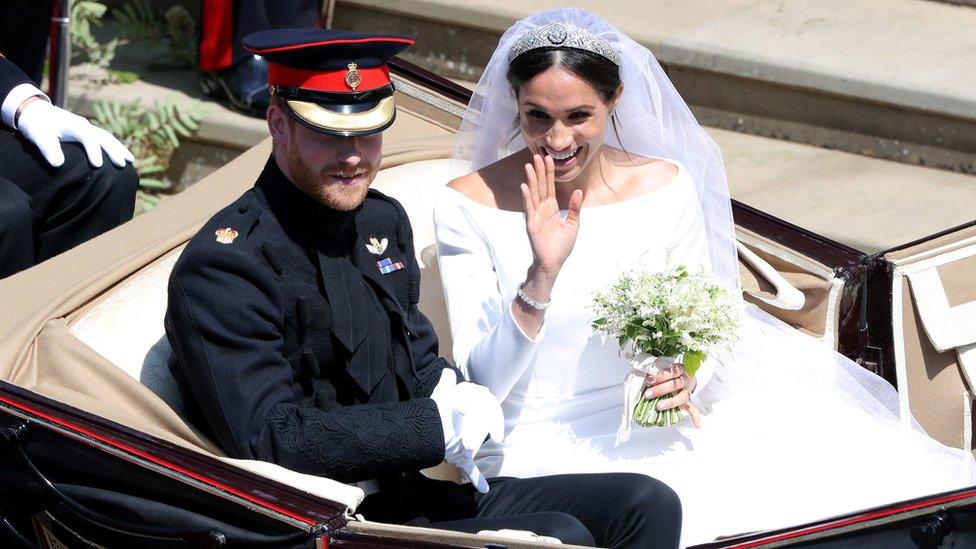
[517,66,614,182]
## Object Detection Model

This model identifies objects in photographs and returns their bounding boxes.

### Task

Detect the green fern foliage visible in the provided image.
[113,0,161,41]
[92,98,206,213]
[72,0,199,79]
[164,5,198,69]
[71,0,118,70]
[112,0,198,69]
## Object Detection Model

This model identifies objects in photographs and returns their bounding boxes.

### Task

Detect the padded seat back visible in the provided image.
[69,250,188,416]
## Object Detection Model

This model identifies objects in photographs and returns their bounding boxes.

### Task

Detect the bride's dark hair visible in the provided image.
[506,48,621,102]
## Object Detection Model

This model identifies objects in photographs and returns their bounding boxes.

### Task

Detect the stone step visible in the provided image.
[332,0,976,175]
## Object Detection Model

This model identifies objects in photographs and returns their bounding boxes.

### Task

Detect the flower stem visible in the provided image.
[633,392,684,427]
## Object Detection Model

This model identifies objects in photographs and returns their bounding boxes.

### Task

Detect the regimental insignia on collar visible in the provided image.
[215,227,239,244]
[345,62,361,90]
[366,236,388,255]
[377,257,405,275]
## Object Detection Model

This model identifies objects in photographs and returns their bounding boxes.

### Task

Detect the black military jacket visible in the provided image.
[165,157,458,484]
[0,57,33,108]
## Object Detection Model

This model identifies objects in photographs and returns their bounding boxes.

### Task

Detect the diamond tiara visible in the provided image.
[508,22,620,65]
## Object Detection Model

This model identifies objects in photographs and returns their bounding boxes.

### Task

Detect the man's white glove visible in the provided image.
[17,99,134,169]
[430,369,505,494]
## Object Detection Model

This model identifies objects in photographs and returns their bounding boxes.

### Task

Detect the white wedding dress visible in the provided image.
[433,164,976,547]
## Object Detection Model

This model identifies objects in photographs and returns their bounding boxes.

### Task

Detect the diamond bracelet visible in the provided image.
[516,282,551,310]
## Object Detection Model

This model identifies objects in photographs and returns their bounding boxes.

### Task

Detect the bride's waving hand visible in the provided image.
[520,153,582,276]
[513,153,582,337]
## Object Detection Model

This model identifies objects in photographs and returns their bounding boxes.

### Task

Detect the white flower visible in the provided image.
[592,265,739,359]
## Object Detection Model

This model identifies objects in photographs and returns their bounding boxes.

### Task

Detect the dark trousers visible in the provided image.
[0,128,138,279]
[359,472,682,549]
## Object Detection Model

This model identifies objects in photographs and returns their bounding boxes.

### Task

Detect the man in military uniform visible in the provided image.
[165,29,682,548]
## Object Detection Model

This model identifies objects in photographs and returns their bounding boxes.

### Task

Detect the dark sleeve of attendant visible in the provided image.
[166,244,446,483]
[0,56,34,111]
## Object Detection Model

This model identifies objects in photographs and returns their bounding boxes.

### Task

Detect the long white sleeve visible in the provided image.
[434,189,544,401]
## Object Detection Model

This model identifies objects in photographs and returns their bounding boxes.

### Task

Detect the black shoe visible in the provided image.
[200,55,270,117]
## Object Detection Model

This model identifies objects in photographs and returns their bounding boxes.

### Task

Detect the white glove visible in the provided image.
[430,369,505,493]
[16,99,134,169]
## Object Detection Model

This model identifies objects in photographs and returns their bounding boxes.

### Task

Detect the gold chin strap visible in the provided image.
[286,95,395,133]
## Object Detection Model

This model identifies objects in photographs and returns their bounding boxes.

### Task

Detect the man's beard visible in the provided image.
[286,151,375,212]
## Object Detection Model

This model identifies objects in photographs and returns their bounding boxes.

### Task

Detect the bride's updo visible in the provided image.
[506,48,621,103]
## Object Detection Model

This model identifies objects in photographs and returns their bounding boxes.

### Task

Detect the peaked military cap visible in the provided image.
[243,29,415,137]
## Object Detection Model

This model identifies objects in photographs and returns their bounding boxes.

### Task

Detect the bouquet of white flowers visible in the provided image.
[592,265,739,441]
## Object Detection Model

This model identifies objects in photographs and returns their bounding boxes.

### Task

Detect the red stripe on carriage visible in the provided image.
[725,488,976,547]
[0,394,319,526]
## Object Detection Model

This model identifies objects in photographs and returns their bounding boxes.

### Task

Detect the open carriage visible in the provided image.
[1,59,975,549]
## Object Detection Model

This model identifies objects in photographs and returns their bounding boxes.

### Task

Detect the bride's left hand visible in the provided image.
[644,365,702,428]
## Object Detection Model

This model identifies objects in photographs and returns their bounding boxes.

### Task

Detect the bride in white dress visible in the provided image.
[433,8,976,547]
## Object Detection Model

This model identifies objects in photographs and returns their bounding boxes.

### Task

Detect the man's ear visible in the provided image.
[267,99,290,145]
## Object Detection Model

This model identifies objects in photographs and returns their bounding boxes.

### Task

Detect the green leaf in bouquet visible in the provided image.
[682,350,705,377]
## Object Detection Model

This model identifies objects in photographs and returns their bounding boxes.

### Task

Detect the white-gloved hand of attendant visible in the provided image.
[15,97,134,169]
[430,369,505,493]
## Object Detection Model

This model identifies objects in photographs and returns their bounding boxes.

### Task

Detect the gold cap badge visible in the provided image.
[215,227,239,244]
[344,62,361,90]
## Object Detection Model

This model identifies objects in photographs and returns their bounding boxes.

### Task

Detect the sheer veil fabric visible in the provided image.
[444,7,976,545]
[453,8,738,290]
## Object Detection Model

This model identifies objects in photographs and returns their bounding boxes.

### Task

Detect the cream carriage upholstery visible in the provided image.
[886,226,976,453]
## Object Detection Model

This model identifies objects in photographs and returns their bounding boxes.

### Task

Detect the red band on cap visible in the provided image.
[269,63,391,92]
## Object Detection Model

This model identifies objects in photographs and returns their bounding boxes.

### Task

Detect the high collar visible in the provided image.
[253,155,360,242]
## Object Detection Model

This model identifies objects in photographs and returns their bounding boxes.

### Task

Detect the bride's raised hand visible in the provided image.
[520,153,583,277]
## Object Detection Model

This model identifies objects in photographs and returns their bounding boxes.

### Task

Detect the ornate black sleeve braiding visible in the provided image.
[416,358,463,397]
[267,398,445,482]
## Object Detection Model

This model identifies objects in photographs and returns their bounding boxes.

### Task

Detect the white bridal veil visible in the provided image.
[450,7,976,461]
[453,8,738,292]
